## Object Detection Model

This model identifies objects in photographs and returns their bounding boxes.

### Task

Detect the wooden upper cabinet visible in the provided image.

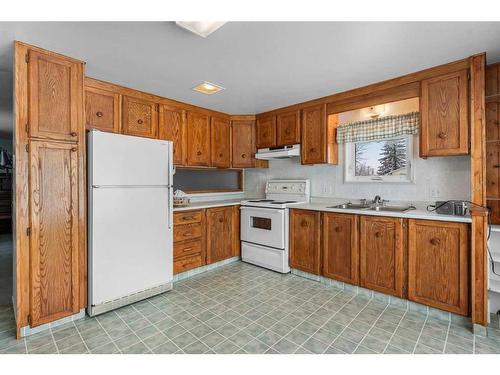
[408,219,469,315]
[420,70,469,157]
[206,206,234,264]
[159,105,187,165]
[322,212,359,285]
[232,119,256,168]
[256,115,276,149]
[276,110,300,146]
[29,140,80,327]
[122,95,158,139]
[359,216,405,298]
[289,209,321,275]
[187,111,211,166]
[28,49,83,142]
[85,86,120,133]
[210,116,231,168]
[301,104,338,165]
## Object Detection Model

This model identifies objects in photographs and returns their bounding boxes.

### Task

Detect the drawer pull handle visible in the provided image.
[430,237,440,246]
[375,231,382,238]
[70,132,77,137]
[182,215,195,221]
[96,111,103,117]
[183,232,192,237]
[182,247,193,252]
[137,119,143,125]
[438,131,447,139]
[334,226,342,232]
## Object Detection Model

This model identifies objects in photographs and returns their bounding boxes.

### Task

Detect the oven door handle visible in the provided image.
[240,206,286,215]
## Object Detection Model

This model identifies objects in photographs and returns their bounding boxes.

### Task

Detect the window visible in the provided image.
[345,135,414,183]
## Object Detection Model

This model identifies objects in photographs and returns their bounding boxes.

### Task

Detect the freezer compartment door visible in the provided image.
[89,187,172,306]
[89,130,171,186]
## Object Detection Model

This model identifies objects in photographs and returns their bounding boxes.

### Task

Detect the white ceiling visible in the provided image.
[1,22,500,135]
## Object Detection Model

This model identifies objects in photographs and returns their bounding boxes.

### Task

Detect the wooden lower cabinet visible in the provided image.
[408,219,469,315]
[322,212,359,285]
[29,140,81,327]
[173,209,205,274]
[359,216,405,298]
[206,206,237,264]
[289,209,321,275]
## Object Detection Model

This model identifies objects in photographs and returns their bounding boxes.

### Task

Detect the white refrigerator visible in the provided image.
[88,130,173,316]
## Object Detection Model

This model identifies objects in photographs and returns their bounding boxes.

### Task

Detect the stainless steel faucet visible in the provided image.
[373,195,382,204]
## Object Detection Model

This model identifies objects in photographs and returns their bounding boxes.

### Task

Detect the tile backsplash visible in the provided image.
[244,140,470,203]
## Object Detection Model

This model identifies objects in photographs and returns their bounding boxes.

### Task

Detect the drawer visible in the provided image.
[174,240,202,260]
[174,223,202,242]
[174,255,203,274]
[174,210,202,225]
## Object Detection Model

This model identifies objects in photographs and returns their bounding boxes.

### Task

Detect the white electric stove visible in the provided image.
[240,180,310,273]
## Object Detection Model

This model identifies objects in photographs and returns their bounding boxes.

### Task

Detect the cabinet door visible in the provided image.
[187,111,211,166]
[206,207,233,264]
[276,110,300,146]
[359,216,404,297]
[289,209,321,275]
[302,104,326,164]
[420,70,469,157]
[159,105,186,165]
[256,115,276,148]
[29,141,80,327]
[231,120,255,168]
[28,49,83,142]
[122,95,158,138]
[322,212,359,285]
[85,86,120,133]
[211,116,231,168]
[408,219,469,315]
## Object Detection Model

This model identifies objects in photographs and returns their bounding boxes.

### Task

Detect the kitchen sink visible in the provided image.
[328,203,371,209]
[369,205,414,212]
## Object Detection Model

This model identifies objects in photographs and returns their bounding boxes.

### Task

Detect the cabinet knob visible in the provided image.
[71,147,77,152]
[137,119,144,125]
[375,231,382,238]
[219,217,224,223]
[334,226,342,232]
[430,237,441,246]
[96,111,103,118]
[70,132,77,137]
[301,220,308,228]
[197,151,202,156]
[219,153,223,157]
[285,128,291,135]
[310,147,316,152]
[241,153,246,158]
[438,131,447,139]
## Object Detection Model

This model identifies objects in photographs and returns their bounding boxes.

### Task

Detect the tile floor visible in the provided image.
[1,261,500,354]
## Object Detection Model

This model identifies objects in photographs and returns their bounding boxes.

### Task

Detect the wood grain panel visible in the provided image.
[359,216,404,297]
[486,141,500,199]
[256,115,276,148]
[420,70,469,156]
[173,210,202,225]
[187,111,211,166]
[211,116,231,168]
[174,255,203,274]
[122,95,158,138]
[276,110,300,146]
[174,223,202,242]
[29,141,80,327]
[28,50,81,142]
[231,119,255,168]
[289,209,321,275]
[174,240,202,260]
[85,86,120,133]
[206,207,234,264]
[408,219,469,315]
[322,212,359,285]
[159,104,186,165]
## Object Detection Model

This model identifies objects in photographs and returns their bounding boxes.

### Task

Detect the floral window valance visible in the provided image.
[336,111,419,144]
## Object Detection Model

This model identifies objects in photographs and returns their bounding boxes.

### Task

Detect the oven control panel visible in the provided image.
[265,180,310,197]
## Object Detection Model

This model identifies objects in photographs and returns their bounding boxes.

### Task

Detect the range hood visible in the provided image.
[255,144,301,160]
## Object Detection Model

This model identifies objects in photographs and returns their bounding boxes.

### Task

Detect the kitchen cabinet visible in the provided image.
[206,206,237,264]
[28,140,81,326]
[85,86,121,133]
[231,119,256,168]
[301,104,338,165]
[359,216,405,298]
[122,95,158,139]
[187,111,211,166]
[420,70,469,157]
[256,115,276,149]
[211,116,231,168]
[173,209,206,274]
[276,110,300,146]
[289,209,321,275]
[408,219,469,315]
[28,49,83,142]
[159,104,187,165]
[322,212,359,285]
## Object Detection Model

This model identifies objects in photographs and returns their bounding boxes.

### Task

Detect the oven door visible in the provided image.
[240,206,285,249]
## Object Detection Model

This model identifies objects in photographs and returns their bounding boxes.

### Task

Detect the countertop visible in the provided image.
[291,200,472,223]
[173,199,242,212]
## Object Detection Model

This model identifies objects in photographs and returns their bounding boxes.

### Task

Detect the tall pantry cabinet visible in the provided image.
[14,42,86,335]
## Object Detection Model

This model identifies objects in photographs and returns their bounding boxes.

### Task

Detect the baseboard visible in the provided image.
[173,256,241,282]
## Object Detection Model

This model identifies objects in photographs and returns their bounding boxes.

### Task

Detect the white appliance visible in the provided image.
[88,130,174,316]
[240,179,310,273]
[255,144,301,160]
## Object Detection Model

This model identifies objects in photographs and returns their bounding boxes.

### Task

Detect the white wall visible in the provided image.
[244,98,471,203]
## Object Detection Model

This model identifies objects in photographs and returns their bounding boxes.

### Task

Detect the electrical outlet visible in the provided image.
[430,187,441,199]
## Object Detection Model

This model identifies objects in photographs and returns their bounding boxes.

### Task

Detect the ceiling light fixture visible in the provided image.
[176,21,226,38]
[192,81,225,95]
